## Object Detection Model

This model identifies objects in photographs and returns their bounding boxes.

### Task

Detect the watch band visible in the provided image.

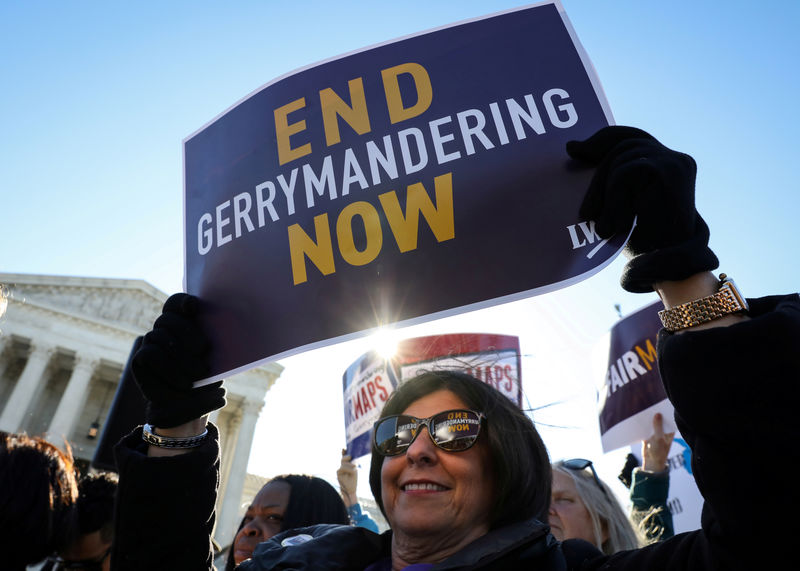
[658,273,749,332]
[142,423,208,448]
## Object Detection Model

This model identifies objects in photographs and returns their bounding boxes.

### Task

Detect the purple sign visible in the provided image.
[184,1,622,383]
[599,300,677,452]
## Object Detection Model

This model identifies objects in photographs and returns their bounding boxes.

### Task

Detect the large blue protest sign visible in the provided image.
[343,333,521,459]
[184,1,623,383]
[599,301,677,452]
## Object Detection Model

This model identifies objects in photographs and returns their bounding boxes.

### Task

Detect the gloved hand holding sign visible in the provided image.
[567,126,719,292]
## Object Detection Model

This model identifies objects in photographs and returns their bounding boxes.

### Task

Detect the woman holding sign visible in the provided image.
[112,127,798,569]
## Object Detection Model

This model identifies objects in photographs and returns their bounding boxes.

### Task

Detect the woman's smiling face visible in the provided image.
[380,389,495,546]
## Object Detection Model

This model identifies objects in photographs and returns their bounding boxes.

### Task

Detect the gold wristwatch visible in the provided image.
[658,273,749,332]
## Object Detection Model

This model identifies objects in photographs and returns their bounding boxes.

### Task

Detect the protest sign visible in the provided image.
[184,1,623,384]
[392,333,522,406]
[599,301,676,453]
[629,433,703,534]
[343,333,520,458]
[343,350,399,459]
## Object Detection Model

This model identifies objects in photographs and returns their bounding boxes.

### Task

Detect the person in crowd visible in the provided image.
[549,458,642,554]
[338,449,380,533]
[0,431,78,571]
[550,414,675,554]
[626,412,675,541]
[112,126,798,569]
[223,474,349,570]
[42,471,118,571]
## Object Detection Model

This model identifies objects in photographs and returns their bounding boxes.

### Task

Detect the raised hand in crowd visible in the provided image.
[112,293,226,570]
[628,413,676,542]
[131,292,226,456]
[337,449,359,508]
[641,413,674,472]
[568,126,748,329]
[337,448,379,532]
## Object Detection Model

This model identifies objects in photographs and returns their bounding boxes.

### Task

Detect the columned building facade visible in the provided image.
[0,272,283,548]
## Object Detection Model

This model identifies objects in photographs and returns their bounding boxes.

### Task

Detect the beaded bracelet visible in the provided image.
[142,423,208,449]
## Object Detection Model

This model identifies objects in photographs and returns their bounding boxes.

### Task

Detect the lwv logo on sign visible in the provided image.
[567,221,609,259]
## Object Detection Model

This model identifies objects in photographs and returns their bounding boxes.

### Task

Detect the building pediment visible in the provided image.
[0,272,166,332]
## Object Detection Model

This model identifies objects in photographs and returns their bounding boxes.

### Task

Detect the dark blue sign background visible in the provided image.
[599,301,667,434]
[184,2,623,381]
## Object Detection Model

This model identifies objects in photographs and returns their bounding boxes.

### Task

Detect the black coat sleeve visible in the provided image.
[111,423,220,571]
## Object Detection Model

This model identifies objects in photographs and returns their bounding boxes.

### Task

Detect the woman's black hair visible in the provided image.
[225,474,349,570]
[270,474,349,531]
[76,471,118,543]
[368,370,551,529]
[1,431,78,570]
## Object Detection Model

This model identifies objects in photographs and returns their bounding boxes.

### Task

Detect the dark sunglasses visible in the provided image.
[48,546,111,570]
[562,458,610,501]
[373,409,485,456]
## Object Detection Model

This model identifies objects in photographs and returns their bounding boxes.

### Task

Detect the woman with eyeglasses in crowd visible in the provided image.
[549,413,676,555]
[549,459,642,555]
[111,127,799,569]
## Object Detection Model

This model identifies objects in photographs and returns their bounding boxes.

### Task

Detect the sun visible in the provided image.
[368,327,399,359]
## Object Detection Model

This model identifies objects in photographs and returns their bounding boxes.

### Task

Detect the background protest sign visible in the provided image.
[599,301,676,453]
[343,333,521,458]
[343,350,399,459]
[392,333,522,406]
[184,1,623,384]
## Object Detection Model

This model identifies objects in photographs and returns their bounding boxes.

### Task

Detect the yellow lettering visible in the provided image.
[381,62,433,124]
[634,339,658,371]
[336,201,383,266]
[320,78,372,147]
[379,172,455,252]
[288,213,335,285]
[275,98,312,166]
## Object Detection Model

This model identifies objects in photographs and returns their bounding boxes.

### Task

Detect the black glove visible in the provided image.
[618,452,640,489]
[567,126,719,292]
[132,293,226,428]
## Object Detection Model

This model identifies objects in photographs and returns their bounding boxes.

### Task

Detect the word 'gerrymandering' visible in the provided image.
[195,62,583,285]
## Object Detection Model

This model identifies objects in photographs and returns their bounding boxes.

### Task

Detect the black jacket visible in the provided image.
[236,519,594,571]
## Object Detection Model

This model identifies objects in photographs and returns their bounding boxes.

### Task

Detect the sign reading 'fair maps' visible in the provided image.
[343,334,521,459]
[599,301,677,453]
[185,1,622,383]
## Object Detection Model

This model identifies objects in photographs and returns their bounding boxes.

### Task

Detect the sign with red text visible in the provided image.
[185,1,621,384]
[343,333,521,458]
[599,301,677,452]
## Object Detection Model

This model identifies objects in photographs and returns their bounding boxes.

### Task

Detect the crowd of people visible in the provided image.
[2,126,797,569]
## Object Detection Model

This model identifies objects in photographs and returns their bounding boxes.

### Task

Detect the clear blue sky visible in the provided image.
[2,0,798,504]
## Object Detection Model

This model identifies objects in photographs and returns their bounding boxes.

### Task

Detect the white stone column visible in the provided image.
[216,410,240,507]
[46,355,98,443]
[215,399,263,547]
[0,336,10,380]
[0,342,54,432]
